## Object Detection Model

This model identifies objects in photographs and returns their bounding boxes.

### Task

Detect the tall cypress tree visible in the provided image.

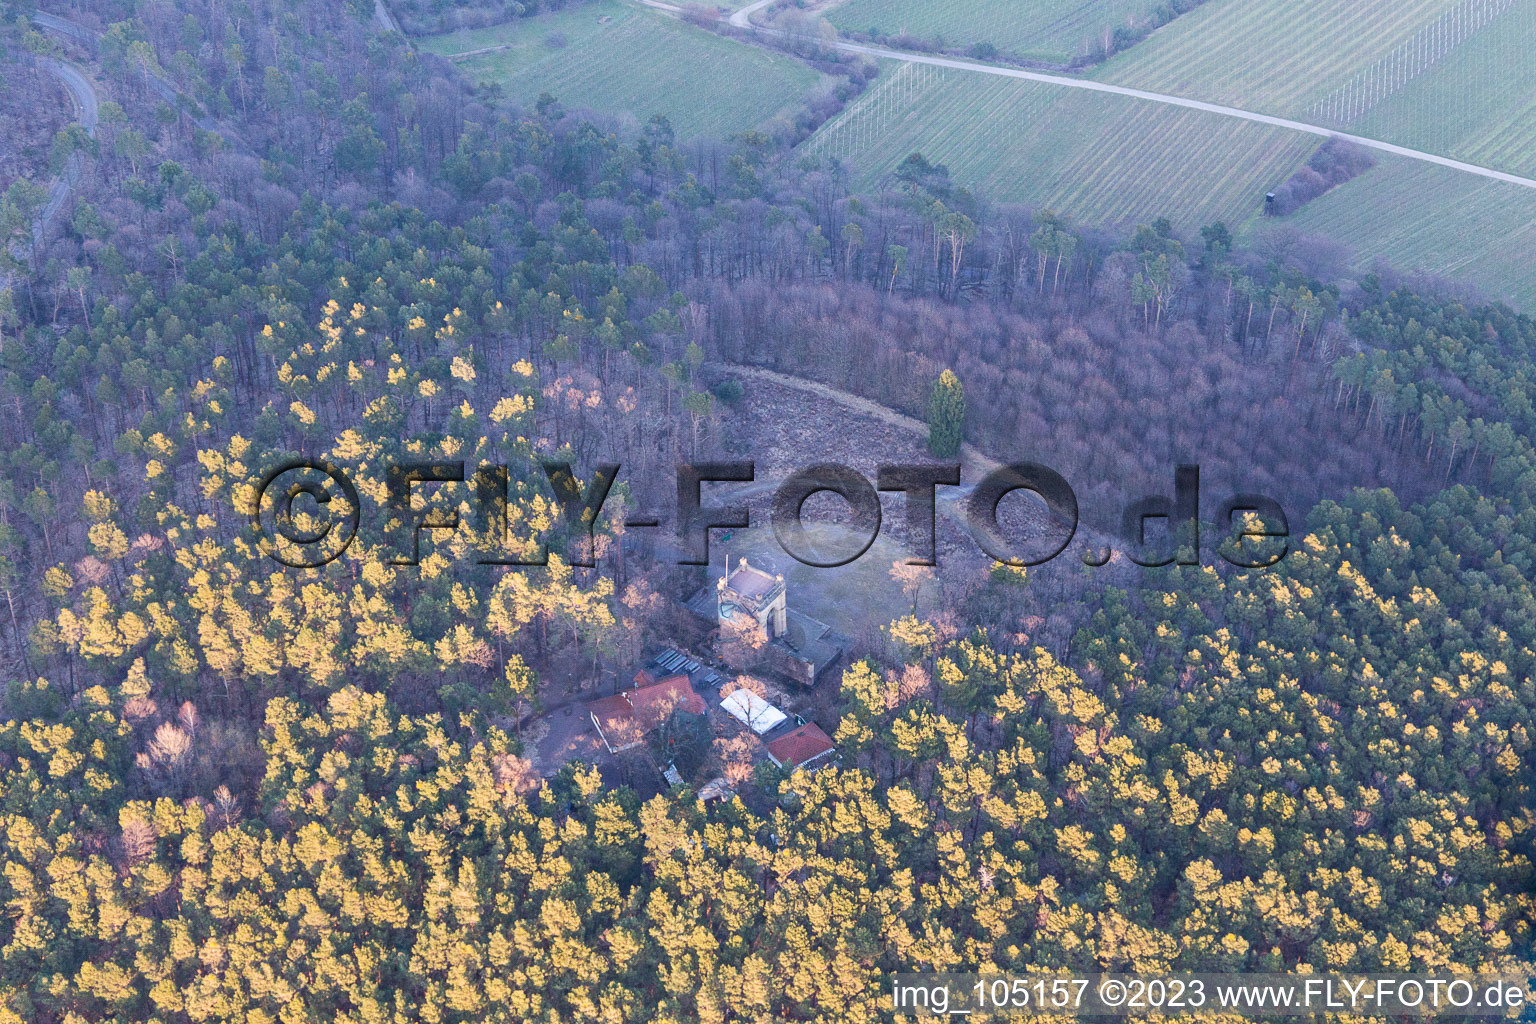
[927,369,965,458]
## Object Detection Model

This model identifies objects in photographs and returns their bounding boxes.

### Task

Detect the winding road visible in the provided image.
[20,10,259,251]
[34,12,233,138]
[1,46,98,277]
[12,17,106,255]
[29,11,93,47]
[33,56,98,247]
[17,1,409,264]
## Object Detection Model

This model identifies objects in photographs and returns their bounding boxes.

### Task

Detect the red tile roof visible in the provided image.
[589,676,705,750]
[630,674,705,725]
[589,694,644,752]
[764,722,836,770]
[589,694,633,721]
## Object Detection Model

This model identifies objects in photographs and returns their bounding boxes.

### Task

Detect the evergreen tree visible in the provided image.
[927,369,965,458]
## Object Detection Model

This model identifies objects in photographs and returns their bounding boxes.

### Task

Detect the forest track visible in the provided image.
[729,0,779,30]
[374,0,405,35]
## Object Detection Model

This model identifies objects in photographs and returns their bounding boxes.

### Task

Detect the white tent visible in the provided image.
[719,688,787,735]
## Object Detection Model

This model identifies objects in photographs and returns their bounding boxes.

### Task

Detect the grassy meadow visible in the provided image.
[827,0,1162,62]
[805,60,1314,230]
[1286,156,1536,309]
[420,0,824,140]
[1094,0,1464,114]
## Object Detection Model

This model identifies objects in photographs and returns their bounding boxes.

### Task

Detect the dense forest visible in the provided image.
[0,0,1531,1020]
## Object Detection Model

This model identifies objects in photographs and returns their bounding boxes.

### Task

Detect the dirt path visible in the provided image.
[445,43,514,59]
[374,0,404,34]
[716,362,1130,569]
[729,0,777,29]
[718,363,1001,481]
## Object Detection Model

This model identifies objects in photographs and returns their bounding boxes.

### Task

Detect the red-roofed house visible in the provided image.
[763,722,837,772]
[590,675,707,754]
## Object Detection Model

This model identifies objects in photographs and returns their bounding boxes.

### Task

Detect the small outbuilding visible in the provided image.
[698,777,735,803]
[719,687,788,735]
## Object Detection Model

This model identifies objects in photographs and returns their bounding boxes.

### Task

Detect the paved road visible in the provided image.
[0,48,99,266]
[33,56,98,247]
[34,12,230,138]
[30,11,93,46]
[631,0,1536,194]
[829,41,1536,192]
[17,10,254,266]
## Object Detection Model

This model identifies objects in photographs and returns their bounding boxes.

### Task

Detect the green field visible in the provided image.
[811,0,1496,233]
[1096,0,1536,172]
[1348,1,1536,175]
[420,1,824,140]
[1288,156,1536,309]
[434,0,1536,308]
[1094,0,1464,114]
[806,61,1313,231]
[1089,0,1536,306]
[827,0,1161,62]
[810,0,1536,308]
